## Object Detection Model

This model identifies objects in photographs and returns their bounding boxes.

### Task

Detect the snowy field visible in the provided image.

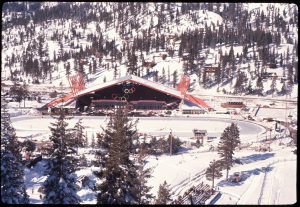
[10,115,297,204]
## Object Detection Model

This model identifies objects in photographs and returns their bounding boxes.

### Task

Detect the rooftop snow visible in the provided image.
[75,74,184,99]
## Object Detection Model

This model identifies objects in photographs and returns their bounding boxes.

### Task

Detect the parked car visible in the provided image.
[230,172,241,183]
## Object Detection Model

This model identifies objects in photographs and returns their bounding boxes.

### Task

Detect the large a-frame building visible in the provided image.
[47,75,211,113]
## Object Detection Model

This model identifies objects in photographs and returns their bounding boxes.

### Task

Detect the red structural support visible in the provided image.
[68,73,85,94]
[185,94,211,108]
[48,73,85,107]
[47,93,75,107]
[177,74,190,96]
[176,74,211,109]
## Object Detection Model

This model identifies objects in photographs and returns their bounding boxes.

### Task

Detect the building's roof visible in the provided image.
[49,75,211,109]
[182,100,203,110]
[193,129,207,134]
[75,75,183,99]
[55,99,76,108]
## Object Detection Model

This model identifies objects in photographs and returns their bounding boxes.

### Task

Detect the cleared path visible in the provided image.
[12,115,265,143]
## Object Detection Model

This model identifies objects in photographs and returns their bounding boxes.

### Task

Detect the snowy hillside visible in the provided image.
[1,4,298,204]
[1,2,298,100]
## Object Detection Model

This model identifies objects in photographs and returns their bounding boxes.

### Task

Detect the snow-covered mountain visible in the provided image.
[1,2,298,98]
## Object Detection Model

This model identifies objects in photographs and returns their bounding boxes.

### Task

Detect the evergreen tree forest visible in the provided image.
[1,2,298,204]
[1,97,29,204]
[2,2,297,96]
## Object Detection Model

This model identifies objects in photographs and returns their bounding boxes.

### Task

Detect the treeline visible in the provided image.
[2,2,298,95]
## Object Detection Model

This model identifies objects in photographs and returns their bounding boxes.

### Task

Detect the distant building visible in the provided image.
[45,75,211,113]
[193,129,207,145]
[182,100,206,114]
[204,64,220,73]
[221,101,245,108]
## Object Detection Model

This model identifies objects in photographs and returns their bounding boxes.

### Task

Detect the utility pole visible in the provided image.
[169,129,173,156]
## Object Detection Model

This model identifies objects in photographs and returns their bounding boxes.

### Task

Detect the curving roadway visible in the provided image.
[11,115,266,143]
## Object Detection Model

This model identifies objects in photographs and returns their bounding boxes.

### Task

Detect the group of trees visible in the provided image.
[1,98,29,204]
[0,102,177,204]
[3,2,297,95]
[2,91,242,204]
[139,134,182,156]
[205,123,240,189]
[9,82,29,107]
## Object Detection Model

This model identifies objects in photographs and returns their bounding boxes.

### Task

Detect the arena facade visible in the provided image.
[47,75,211,114]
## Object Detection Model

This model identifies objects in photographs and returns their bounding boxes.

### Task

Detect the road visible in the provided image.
[191,93,297,104]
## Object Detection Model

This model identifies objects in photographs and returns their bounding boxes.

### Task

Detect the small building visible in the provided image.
[261,72,276,79]
[268,63,277,69]
[182,101,206,114]
[182,53,190,61]
[193,129,207,145]
[221,101,245,108]
[143,61,156,68]
[203,65,220,73]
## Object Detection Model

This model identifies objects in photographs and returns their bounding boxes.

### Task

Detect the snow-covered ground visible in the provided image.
[2,3,297,204]
[11,114,296,205]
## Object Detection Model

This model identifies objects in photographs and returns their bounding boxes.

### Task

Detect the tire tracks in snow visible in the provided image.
[257,158,295,204]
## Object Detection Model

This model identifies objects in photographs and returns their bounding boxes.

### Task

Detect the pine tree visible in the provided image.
[205,160,223,189]
[161,67,166,84]
[256,76,264,95]
[155,181,172,204]
[9,81,29,107]
[65,62,71,76]
[114,64,118,79]
[42,109,80,204]
[270,77,277,97]
[280,81,287,95]
[1,98,29,204]
[93,132,108,172]
[95,108,140,204]
[90,133,95,148]
[84,131,89,147]
[172,70,178,88]
[73,119,86,153]
[247,81,253,94]
[135,144,154,204]
[217,123,240,180]
[234,71,247,94]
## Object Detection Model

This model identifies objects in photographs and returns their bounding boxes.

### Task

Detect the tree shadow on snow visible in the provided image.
[217,166,274,187]
[176,146,191,154]
[238,152,275,164]
[79,190,96,202]
[29,197,42,204]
